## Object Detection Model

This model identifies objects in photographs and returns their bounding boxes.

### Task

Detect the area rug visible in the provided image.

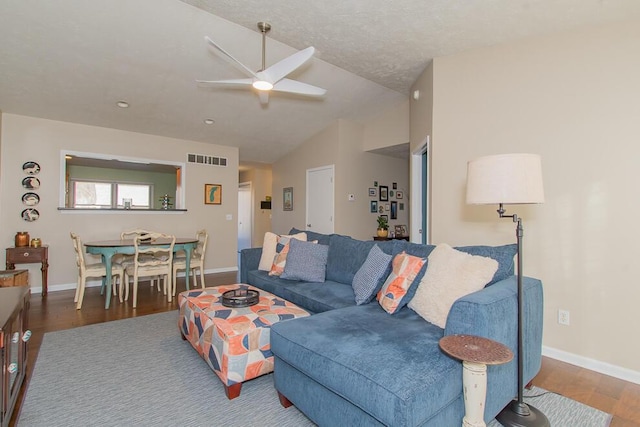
[19,311,612,426]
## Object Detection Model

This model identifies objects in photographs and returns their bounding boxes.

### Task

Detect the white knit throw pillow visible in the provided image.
[408,243,498,328]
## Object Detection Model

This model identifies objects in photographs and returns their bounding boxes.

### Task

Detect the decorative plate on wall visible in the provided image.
[21,176,40,189]
[22,192,40,206]
[21,208,40,222]
[22,161,41,175]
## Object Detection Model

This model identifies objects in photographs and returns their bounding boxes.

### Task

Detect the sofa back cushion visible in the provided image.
[398,241,516,286]
[455,244,517,285]
[326,235,376,284]
[289,227,333,245]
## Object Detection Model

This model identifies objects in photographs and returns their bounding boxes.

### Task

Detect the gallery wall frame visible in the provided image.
[379,185,389,201]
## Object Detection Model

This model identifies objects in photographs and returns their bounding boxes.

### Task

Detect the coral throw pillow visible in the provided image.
[258,232,306,271]
[377,251,426,314]
[408,244,498,328]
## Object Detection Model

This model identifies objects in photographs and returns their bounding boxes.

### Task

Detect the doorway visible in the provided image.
[411,136,429,244]
[238,182,253,265]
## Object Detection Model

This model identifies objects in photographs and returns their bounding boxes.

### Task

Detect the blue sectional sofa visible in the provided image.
[239,230,544,427]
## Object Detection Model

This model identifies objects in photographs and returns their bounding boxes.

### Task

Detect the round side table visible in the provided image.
[439,334,513,427]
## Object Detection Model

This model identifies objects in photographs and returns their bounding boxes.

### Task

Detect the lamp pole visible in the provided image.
[496,203,549,427]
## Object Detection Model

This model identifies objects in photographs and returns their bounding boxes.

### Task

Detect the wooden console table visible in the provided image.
[5,246,48,296]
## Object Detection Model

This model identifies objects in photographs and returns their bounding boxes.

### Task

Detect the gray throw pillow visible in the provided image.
[351,244,393,305]
[281,239,329,282]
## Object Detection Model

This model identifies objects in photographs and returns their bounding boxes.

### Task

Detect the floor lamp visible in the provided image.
[466,153,549,427]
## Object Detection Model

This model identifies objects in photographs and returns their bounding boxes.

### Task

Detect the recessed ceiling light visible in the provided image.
[116,101,129,108]
[203,119,215,125]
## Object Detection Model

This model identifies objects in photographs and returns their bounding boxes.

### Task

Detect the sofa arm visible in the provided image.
[240,247,263,283]
[445,276,544,378]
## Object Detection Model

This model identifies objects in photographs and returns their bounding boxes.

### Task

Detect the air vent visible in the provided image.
[187,153,227,167]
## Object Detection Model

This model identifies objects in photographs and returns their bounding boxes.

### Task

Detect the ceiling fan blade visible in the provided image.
[196,78,254,88]
[261,47,316,84]
[258,91,269,105]
[204,36,258,79]
[272,79,327,97]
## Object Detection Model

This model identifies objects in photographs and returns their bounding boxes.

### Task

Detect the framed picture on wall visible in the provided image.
[390,201,398,219]
[204,184,222,204]
[369,187,377,197]
[379,185,388,201]
[395,225,407,237]
[370,200,378,213]
[283,187,293,211]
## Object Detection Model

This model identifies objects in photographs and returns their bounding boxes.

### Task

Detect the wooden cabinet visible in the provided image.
[0,286,30,427]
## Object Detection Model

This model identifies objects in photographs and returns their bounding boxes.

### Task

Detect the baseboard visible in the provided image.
[543,345,640,385]
[30,266,239,294]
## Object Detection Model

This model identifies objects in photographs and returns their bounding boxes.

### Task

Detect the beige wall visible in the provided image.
[362,100,410,151]
[272,118,409,240]
[272,122,340,235]
[417,20,640,378]
[0,114,239,292]
[239,165,272,247]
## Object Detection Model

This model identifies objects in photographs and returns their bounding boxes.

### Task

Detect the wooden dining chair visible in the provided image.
[172,229,208,294]
[122,232,175,308]
[118,229,160,290]
[70,232,124,310]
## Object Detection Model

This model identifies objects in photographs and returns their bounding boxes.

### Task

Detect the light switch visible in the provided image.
[226,214,233,220]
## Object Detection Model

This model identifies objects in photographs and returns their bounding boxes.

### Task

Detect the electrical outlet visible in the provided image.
[558,309,570,326]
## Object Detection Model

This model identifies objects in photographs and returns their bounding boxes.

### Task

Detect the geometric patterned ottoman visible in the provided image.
[177,284,310,399]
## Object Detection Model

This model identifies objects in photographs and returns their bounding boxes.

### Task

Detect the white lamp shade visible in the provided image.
[466,153,544,205]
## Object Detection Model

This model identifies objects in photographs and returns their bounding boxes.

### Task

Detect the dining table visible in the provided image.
[84,237,198,309]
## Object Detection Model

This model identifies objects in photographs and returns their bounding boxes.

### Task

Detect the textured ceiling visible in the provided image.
[1,1,639,164]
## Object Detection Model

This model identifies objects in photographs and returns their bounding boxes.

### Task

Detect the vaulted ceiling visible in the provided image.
[2,0,639,163]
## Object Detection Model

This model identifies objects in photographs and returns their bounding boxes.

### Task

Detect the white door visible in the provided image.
[306,165,334,234]
[238,182,252,250]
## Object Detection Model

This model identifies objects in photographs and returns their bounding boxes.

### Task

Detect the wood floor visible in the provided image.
[10,271,640,426]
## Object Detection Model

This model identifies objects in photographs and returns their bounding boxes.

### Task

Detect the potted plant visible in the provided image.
[377,216,389,238]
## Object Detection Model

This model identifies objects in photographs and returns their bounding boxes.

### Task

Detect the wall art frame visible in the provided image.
[283,187,293,211]
[204,184,222,205]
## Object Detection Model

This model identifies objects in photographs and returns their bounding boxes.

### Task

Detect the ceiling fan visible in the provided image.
[197,22,327,105]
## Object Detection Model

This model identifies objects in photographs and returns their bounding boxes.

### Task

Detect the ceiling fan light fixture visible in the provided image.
[252,80,273,91]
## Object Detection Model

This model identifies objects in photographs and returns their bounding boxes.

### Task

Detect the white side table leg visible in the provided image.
[462,361,488,427]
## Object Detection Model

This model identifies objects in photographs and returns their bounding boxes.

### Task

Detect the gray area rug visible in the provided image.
[20,311,612,426]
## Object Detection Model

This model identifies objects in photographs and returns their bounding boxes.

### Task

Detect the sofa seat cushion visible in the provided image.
[270,304,462,426]
[247,270,356,313]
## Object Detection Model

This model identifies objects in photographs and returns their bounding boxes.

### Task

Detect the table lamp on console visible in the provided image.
[466,153,550,427]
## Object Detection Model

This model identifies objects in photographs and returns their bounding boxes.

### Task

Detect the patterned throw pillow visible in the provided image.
[269,235,313,276]
[408,244,498,328]
[351,245,393,305]
[258,232,307,271]
[377,251,426,314]
[281,239,329,282]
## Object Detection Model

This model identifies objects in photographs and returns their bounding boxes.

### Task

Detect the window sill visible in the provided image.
[57,208,187,213]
